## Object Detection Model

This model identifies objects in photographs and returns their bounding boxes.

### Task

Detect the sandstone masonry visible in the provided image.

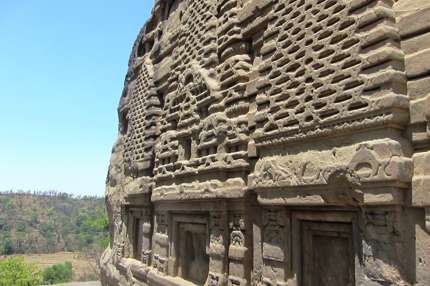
[100,0,430,285]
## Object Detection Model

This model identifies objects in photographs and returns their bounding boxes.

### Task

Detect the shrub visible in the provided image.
[0,257,42,286]
[0,237,13,255]
[42,261,73,284]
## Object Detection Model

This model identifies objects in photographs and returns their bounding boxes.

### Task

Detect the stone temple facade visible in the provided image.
[100,0,430,285]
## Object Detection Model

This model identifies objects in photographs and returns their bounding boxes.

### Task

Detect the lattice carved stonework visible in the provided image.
[118,0,408,182]
[123,59,161,175]
[253,0,407,146]
[161,0,218,134]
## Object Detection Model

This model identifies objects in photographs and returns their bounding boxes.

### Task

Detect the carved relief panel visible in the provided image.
[261,208,288,286]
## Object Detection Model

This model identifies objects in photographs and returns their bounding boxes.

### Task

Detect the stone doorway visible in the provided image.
[301,221,355,286]
[177,223,209,285]
[132,217,143,260]
[292,211,357,286]
[170,213,210,285]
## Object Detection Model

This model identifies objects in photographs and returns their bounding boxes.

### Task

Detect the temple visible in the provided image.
[100,0,430,285]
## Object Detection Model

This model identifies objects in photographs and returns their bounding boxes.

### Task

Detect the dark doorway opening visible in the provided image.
[178,223,209,285]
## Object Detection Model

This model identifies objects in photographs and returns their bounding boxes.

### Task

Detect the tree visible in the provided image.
[0,257,42,286]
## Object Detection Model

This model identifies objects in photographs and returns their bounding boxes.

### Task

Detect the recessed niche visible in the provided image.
[133,217,143,260]
[137,39,146,57]
[120,110,129,135]
[166,0,181,19]
[178,223,209,285]
[179,138,192,161]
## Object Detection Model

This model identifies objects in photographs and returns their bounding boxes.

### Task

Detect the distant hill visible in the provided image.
[0,191,109,255]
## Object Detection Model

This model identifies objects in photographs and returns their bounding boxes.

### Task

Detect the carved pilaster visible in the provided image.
[261,208,288,286]
[112,207,126,265]
[228,212,249,286]
[140,207,153,266]
[209,210,228,286]
[153,211,169,274]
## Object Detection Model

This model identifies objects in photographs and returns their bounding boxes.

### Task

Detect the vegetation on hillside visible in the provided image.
[0,191,109,255]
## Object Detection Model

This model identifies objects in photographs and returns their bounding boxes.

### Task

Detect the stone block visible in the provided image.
[410,95,430,124]
[408,77,430,100]
[405,49,430,79]
[403,31,430,55]
[412,151,430,206]
[397,6,430,38]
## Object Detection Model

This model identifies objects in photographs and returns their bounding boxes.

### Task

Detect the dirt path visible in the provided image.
[42,282,101,286]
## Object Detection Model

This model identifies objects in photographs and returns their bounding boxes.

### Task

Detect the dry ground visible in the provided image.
[14,252,99,282]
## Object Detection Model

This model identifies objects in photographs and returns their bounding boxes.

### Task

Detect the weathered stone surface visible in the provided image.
[101,0,430,285]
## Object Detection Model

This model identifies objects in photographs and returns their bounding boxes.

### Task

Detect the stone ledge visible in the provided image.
[147,270,197,286]
[118,258,198,286]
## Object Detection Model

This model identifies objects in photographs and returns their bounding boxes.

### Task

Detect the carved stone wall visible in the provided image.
[100,0,430,285]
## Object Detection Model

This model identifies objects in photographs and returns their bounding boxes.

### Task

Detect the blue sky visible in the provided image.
[0,1,153,196]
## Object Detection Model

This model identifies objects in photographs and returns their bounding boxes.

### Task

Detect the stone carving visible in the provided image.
[262,209,286,262]
[210,211,225,247]
[112,210,126,265]
[229,213,245,248]
[100,0,430,285]
[142,249,152,266]
[208,272,225,286]
[250,139,413,205]
[155,212,167,235]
